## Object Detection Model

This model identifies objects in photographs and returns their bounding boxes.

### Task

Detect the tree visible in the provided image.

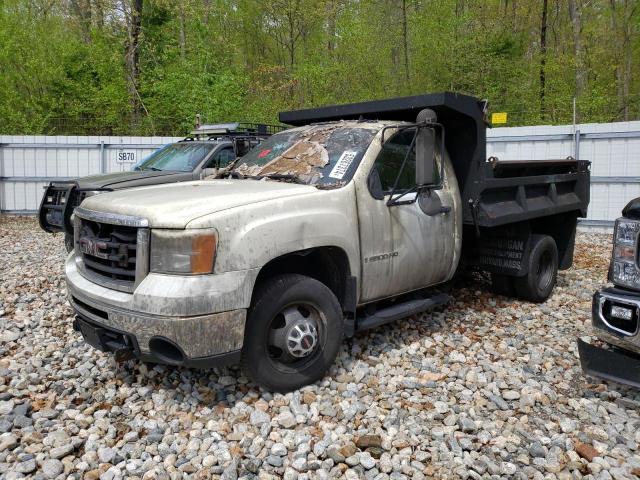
[123,0,144,124]
[539,0,548,119]
[0,0,638,134]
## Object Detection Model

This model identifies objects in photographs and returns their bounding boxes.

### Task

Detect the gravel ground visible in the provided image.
[1,215,640,480]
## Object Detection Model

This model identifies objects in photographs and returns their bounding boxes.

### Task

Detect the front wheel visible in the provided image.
[242,274,344,392]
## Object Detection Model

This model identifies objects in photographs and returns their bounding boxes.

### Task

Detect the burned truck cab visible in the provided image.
[578,197,640,388]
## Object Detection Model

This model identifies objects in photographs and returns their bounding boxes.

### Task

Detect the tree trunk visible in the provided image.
[326,0,336,53]
[539,0,548,120]
[179,0,186,60]
[568,0,586,98]
[610,0,635,120]
[125,0,144,124]
[69,0,92,43]
[401,0,409,82]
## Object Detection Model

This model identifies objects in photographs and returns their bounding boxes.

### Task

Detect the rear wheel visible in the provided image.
[242,274,343,392]
[514,234,558,303]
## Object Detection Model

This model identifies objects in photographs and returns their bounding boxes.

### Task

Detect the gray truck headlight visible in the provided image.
[611,218,640,288]
[150,229,217,274]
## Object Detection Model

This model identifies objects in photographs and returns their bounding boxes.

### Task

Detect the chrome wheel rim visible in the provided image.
[267,303,324,367]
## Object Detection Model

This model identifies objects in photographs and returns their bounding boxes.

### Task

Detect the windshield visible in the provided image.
[134,143,216,172]
[232,124,377,186]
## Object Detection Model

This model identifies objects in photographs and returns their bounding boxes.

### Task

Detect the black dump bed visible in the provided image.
[280,92,590,230]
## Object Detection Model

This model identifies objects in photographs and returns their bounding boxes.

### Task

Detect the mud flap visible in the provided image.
[577,338,640,389]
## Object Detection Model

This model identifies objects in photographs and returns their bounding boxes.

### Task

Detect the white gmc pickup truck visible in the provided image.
[65,93,590,391]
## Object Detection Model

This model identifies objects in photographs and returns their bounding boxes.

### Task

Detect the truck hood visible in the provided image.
[76,170,187,190]
[79,179,317,228]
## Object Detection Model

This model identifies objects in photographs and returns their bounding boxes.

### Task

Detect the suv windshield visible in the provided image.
[232,124,377,186]
[135,143,216,172]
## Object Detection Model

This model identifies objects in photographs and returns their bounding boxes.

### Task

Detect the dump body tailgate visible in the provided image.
[463,157,590,229]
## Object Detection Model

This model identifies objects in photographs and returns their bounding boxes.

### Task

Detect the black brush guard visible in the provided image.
[38,181,79,234]
[39,182,109,235]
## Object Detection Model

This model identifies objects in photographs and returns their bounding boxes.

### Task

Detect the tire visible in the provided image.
[514,234,558,303]
[241,274,344,392]
[490,273,516,297]
[64,233,74,253]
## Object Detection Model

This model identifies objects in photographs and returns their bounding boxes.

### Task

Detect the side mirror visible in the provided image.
[415,109,437,186]
[200,168,218,179]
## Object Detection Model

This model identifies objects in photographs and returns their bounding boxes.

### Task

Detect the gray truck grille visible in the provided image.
[79,219,138,283]
[74,209,150,293]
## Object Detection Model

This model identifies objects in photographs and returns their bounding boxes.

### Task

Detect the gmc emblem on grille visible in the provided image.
[79,238,109,259]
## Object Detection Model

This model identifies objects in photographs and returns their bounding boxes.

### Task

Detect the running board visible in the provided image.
[356,292,449,331]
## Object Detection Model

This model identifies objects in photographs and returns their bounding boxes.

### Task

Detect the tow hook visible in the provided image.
[114,347,135,363]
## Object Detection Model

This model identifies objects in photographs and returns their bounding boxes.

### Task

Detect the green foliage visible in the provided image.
[0,0,638,135]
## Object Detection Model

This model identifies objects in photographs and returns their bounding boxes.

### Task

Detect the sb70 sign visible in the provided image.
[116,150,137,163]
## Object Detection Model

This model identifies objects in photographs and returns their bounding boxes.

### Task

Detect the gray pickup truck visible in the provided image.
[579,198,640,388]
[65,93,590,391]
[39,123,282,251]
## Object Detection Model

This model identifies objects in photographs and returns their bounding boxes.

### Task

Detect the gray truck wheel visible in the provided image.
[65,233,74,253]
[242,274,343,392]
[514,234,558,303]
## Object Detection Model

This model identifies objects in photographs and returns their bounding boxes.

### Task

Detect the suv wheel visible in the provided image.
[65,233,74,253]
[242,274,343,392]
[514,234,558,303]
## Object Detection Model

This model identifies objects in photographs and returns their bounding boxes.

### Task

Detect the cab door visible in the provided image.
[355,128,461,303]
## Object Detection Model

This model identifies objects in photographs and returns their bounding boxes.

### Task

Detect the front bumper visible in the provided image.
[72,314,241,368]
[65,252,259,367]
[578,287,640,388]
[577,339,640,389]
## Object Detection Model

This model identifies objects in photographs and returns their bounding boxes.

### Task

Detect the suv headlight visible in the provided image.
[611,218,640,288]
[150,229,217,274]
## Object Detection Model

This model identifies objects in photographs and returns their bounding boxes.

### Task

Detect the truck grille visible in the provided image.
[79,219,138,284]
[74,208,150,293]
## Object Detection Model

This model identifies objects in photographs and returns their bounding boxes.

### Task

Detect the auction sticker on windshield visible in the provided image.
[329,151,357,180]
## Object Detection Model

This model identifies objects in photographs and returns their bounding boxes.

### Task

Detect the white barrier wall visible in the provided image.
[2,122,640,227]
[0,135,181,212]
[487,121,640,227]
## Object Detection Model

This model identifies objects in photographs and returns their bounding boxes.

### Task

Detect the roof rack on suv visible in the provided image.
[185,122,287,141]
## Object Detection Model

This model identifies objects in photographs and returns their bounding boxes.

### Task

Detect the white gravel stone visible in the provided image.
[250,408,271,426]
[50,444,74,459]
[0,220,638,479]
[97,446,116,464]
[277,411,297,428]
[41,459,64,478]
[271,443,288,456]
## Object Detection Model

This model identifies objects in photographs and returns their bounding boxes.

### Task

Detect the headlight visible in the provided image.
[150,229,217,274]
[615,219,640,245]
[611,218,640,287]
